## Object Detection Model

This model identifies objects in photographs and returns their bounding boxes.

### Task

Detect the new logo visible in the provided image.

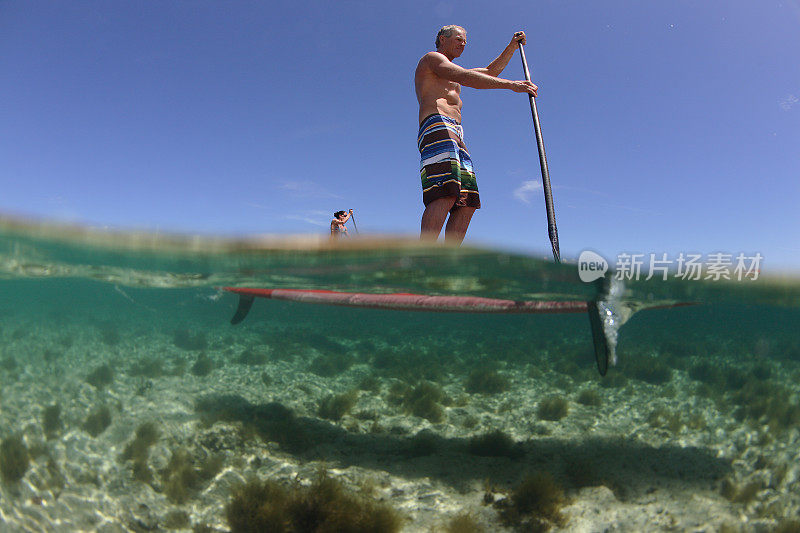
[578,250,608,282]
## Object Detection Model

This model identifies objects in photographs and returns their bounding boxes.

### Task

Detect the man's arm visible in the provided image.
[427,52,537,95]
[472,31,527,77]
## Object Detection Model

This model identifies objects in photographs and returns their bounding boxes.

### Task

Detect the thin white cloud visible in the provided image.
[246,203,331,227]
[513,180,542,203]
[779,94,798,111]
[284,214,328,227]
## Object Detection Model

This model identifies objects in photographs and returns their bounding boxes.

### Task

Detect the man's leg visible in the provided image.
[444,206,475,245]
[421,196,457,241]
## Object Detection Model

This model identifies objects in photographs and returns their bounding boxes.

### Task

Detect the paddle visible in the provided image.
[518,41,561,263]
[349,209,359,234]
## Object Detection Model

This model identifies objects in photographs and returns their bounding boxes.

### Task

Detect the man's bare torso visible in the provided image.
[415,53,462,124]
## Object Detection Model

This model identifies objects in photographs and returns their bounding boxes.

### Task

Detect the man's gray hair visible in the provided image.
[436,25,465,49]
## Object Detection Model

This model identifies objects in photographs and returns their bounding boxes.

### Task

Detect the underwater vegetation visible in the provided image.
[622,355,672,385]
[42,403,62,440]
[389,381,450,424]
[237,347,269,366]
[464,367,510,394]
[161,448,223,504]
[688,361,749,391]
[309,351,355,377]
[191,353,215,376]
[0,434,29,483]
[773,519,800,533]
[495,472,568,532]
[120,421,160,483]
[357,374,381,393]
[225,470,402,533]
[443,512,484,533]
[720,477,763,505]
[82,405,112,437]
[467,430,523,459]
[649,406,707,434]
[86,363,114,389]
[729,379,800,434]
[537,396,569,421]
[318,390,359,421]
[371,348,448,384]
[647,407,685,434]
[576,389,601,407]
[195,394,308,452]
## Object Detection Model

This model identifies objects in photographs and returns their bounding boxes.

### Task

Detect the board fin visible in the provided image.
[230,295,255,325]
[587,300,609,376]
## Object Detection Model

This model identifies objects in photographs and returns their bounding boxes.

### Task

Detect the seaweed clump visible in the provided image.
[120,421,160,483]
[576,389,601,407]
[308,352,355,377]
[191,353,215,377]
[318,390,359,421]
[0,435,30,483]
[467,429,523,459]
[443,512,484,533]
[394,381,449,424]
[86,363,114,389]
[647,406,684,434]
[161,448,223,504]
[42,403,62,440]
[226,471,402,533]
[720,477,763,505]
[83,405,112,437]
[496,472,567,531]
[465,368,510,394]
[730,380,800,433]
[537,396,569,421]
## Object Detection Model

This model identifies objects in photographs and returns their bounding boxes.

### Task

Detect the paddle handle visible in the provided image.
[518,42,560,263]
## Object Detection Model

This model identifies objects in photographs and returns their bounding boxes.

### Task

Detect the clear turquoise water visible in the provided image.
[1,220,799,531]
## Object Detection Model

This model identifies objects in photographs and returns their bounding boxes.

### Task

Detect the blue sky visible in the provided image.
[1,1,799,268]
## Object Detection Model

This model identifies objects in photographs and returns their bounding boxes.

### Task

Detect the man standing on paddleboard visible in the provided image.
[415,27,537,244]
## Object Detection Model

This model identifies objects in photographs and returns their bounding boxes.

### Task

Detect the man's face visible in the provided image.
[442,28,467,58]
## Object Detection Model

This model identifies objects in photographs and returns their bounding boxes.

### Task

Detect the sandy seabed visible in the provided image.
[2,316,800,533]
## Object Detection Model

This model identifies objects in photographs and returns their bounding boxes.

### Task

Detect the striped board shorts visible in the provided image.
[418,114,480,209]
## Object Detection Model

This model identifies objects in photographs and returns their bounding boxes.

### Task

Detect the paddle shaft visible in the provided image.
[518,42,560,263]
[349,210,359,234]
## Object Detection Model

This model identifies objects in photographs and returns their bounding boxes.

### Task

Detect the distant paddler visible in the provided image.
[330,209,353,239]
[415,27,538,244]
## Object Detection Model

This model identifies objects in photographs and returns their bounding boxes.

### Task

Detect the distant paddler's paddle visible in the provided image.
[518,40,560,263]
[349,209,359,234]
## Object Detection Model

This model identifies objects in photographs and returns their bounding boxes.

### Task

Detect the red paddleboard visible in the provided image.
[221,286,694,377]
[222,287,588,316]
